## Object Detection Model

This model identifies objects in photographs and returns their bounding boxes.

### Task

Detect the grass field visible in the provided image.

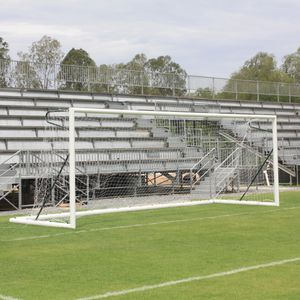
[0,191,300,300]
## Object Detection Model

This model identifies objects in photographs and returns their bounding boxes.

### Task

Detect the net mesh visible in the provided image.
[22,110,276,225]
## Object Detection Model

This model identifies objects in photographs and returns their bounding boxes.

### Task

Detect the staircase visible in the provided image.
[192,167,237,198]
[219,129,295,177]
[191,148,241,199]
[0,151,21,209]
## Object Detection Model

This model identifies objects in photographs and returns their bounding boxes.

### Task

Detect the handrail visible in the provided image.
[0,163,18,178]
[0,150,22,181]
[212,148,241,197]
[190,148,216,171]
[219,130,296,177]
[189,148,216,188]
[0,150,22,166]
[214,148,240,172]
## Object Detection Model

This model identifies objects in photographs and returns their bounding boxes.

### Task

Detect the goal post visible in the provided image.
[10,108,280,229]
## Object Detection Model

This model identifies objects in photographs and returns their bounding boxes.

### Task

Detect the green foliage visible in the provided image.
[0,37,10,88]
[97,53,187,96]
[122,53,149,95]
[282,47,300,84]
[194,87,214,99]
[61,48,96,67]
[145,55,187,96]
[0,37,9,60]
[223,52,294,101]
[231,52,291,82]
[17,35,63,89]
[0,191,299,299]
[60,48,96,91]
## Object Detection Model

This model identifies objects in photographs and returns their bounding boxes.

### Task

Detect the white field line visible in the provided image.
[0,294,21,300]
[2,205,300,242]
[76,257,300,300]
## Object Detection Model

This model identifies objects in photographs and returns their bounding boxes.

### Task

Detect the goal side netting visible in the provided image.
[10,108,279,229]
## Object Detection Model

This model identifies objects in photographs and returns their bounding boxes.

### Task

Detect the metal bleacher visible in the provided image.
[0,88,299,210]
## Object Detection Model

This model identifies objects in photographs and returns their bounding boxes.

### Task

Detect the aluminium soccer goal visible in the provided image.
[10,108,279,229]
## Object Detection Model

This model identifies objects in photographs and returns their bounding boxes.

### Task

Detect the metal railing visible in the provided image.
[0,150,22,209]
[1,58,300,102]
[189,148,216,190]
[213,148,241,197]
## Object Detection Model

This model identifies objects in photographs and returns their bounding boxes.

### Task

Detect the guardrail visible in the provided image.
[1,58,300,102]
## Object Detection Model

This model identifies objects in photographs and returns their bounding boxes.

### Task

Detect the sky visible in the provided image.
[0,0,299,78]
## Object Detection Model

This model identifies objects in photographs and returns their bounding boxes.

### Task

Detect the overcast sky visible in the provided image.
[1,0,299,77]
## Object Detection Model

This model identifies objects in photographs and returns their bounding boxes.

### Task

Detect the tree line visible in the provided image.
[1,35,300,98]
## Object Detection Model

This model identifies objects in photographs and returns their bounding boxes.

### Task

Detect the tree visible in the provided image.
[282,47,300,83]
[17,35,63,89]
[0,37,9,60]
[194,87,214,99]
[60,48,96,91]
[122,53,149,95]
[231,52,292,82]
[145,55,187,96]
[0,37,10,87]
[223,52,293,101]
[96,54,187,96]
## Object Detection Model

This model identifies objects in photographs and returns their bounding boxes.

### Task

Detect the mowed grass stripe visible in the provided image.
[2,205,300,242]
[77,257,300,300]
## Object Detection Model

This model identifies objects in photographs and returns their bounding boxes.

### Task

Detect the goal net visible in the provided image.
[10,108,279,229]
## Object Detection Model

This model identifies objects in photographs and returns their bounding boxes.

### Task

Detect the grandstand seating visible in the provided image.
[0,88,299,209]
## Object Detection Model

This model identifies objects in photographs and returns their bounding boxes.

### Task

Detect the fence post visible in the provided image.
[212,77,215,99]
[289,84,291,103]
[172,73,175,96]
[187,75,191,96]
[141,71,144,95]
[53,64,56,89]
[257,81,260,102]
[87,66,91,92]
[277,82,280,102]
[234,80,238,100]
[26,62,30,89]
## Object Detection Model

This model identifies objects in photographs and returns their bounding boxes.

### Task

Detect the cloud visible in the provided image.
[0,0,299,77]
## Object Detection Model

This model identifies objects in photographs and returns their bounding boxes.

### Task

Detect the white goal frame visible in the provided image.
[10,108,280,229]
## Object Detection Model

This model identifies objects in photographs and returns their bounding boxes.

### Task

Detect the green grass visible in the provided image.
[0,191,300,300]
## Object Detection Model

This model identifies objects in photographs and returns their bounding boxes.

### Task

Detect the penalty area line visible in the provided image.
[76,257,300,300]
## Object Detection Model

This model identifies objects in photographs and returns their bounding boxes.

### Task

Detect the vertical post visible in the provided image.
[272,116,280,206]
[235,80,238,100]
[18,178,22,210]
[87,66,91,92]
[86,174,89,204]
[190,167,193,192]
[141,71,144,95]
[257,81,260,102]
[18,152,22,209]
[277,82,280,103]
[172,73,175,96]
[53,64,56,89]
[51,177,55,205]
[69,108,76,228]
[212,77,215,99]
